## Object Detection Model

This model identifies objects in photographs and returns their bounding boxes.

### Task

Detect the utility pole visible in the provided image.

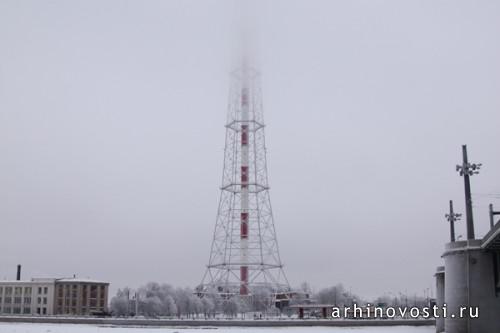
[126,289,130,316]
[456,145,481,240]
[445,200,461,242]
[489,204,500,229]
[135,292,139,316]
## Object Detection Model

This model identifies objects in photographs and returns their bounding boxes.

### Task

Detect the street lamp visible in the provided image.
[445,200,462,242]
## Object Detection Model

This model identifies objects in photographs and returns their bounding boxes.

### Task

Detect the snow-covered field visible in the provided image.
[0,323,434,333]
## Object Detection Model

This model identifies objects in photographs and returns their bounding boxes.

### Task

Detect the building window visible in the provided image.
[44,287,48,294]
[14,287,22,295]
[5,297,12,304]
[58,286,63,297]
[13,307,21,314]
[23,307,31,314]
[5,287,12,295]
[24,297,31,304]
[24,287,32,294]
[37,307,41,314]
[14,297,21,304]
[38,287,42,294]
[37,297,41,304]
[4,307,11,314]
[0,287,3,294]
[42,307,47,315]
[43,297,47,305]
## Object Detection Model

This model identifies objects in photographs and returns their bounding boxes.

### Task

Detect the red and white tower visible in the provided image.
[198,64,290,301]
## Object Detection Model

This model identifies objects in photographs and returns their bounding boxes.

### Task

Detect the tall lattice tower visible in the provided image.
[197,64,290,302]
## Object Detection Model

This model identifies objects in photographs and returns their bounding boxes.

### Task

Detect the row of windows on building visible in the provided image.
[55,306,101,315]
[55,298,105,307]
[0,286,49,296]
[0,306,48,315]
[0,296,48,304]
[56,284,105,298]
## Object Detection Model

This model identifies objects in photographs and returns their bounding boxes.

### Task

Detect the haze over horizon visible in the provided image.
[1,0,499,301]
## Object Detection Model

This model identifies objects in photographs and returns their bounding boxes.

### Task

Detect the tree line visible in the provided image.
[110,281,430,318]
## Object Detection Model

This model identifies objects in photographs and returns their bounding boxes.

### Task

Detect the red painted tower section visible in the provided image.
[240,85,249,295]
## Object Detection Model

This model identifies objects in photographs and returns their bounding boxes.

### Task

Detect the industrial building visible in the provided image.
[0,267,109,316]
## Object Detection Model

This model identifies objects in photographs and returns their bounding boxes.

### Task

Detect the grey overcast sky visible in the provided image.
[0,0,499,300]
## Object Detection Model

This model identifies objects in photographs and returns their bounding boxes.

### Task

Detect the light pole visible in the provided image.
[445,200,462,242]
[456,145,481,240]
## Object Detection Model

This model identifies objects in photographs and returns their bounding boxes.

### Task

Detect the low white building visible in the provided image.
[0,278,56,315]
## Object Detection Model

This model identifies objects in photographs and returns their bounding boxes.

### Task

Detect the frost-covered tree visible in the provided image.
[141,295,162,317]
[201,296,215,318]
[186,294,202,318]
[173,287,193,318]
[222,298,240,318]
[110,288,131,316]
[314,284,357,306]
[163,294,177,317]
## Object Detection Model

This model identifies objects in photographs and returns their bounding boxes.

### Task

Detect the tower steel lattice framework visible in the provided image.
[198,65,290,300]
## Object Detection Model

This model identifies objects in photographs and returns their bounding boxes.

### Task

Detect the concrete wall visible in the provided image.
[443,240,500,333]
[468,247,500,332]
[435,266,445,333]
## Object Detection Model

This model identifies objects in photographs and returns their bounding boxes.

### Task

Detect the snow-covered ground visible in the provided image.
[0,323,434,333]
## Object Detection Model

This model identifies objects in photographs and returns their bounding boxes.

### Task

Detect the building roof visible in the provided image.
[55,277,109,284]
[0,279,55,284]
[0,277,108,285]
